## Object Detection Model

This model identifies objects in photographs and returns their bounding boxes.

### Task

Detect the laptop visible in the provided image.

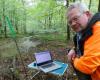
[34,51,62,73]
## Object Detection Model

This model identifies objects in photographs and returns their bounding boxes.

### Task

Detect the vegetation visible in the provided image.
[0,0,100,80]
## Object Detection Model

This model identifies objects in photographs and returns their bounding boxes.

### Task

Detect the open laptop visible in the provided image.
[34,51,62,73]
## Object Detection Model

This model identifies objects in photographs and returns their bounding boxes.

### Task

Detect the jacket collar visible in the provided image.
[81,12,100,41]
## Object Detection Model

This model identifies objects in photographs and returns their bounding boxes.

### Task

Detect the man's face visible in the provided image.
[67,8,90,32]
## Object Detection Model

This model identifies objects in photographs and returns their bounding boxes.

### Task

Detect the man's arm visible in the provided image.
[73,21,100,74]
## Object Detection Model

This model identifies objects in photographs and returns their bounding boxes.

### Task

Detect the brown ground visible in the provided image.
[0,38,78,80]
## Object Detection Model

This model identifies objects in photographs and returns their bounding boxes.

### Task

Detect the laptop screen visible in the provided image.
[35,51,52,66]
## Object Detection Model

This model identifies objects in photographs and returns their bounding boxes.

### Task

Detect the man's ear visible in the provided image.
[85,11,92,17]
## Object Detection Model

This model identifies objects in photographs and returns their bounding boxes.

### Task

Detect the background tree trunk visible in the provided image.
[66,0,71,40]
[2,0,7,38]
[98,0,100,12]
[89,0,92,10]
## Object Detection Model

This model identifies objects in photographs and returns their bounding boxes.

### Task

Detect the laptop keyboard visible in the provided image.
[41,63,55,69]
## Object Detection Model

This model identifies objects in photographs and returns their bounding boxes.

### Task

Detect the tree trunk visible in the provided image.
[89,0,92,10]
[21,0,27,34]
[15,18,18,33]
[48,11,52,29]
[66,0,70,40]
[66,0,69,7]
[23,12,27,34]
[2,0,7,38]
[98,0,100,12]
[73,0,76,2]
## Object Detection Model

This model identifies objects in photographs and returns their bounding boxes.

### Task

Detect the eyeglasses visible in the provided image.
[67,13,83,26]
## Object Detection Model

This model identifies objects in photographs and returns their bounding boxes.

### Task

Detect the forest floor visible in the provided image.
[0,37,78,80]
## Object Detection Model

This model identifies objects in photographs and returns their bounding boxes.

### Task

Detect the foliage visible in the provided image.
[0,0,99,40]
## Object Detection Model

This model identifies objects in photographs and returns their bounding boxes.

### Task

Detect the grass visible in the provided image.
[33,32,67,42]
[0,32,69,58]
[0,38,18,58]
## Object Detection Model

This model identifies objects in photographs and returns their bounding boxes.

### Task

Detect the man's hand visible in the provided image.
[67,49,76,62]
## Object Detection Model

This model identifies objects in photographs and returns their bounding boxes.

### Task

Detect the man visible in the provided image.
[67,2,100,80]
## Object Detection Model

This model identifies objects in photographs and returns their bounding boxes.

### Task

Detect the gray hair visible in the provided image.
[68,2,89,13]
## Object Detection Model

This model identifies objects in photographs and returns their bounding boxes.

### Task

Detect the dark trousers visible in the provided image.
[74,68,92,80]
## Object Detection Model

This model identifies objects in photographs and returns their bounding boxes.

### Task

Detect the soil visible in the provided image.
[0,38,78,80]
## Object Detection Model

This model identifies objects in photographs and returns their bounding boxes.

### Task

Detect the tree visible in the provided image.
[89,0,92,10]
[2,0,7,38]
[98,0,100,12]
[21,0,27,34]
[66,0,71,40]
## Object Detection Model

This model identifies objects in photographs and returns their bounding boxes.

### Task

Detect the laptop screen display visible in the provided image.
[35,51,52,65]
